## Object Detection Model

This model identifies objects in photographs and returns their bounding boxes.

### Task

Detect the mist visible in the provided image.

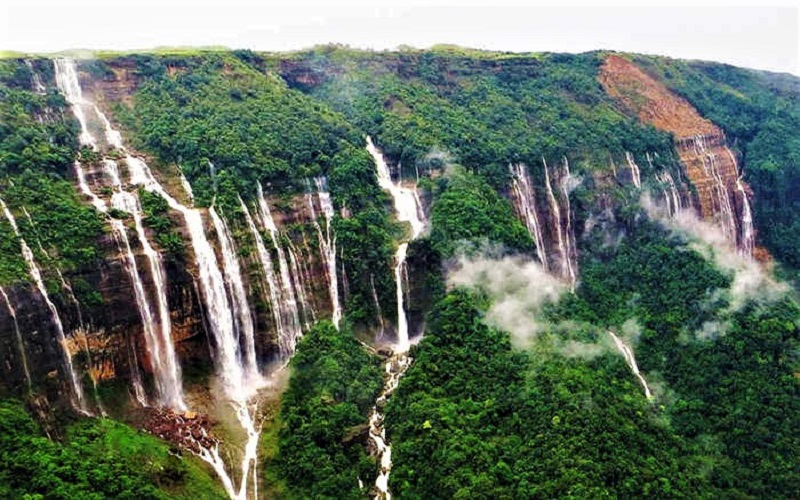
[642,193,789,312]
[447,251,566,348]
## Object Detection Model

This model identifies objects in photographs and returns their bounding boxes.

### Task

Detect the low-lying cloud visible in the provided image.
[447,251,566,348]
[642,193,788,312]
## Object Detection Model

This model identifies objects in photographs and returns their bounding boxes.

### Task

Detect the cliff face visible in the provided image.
[0,60,342,412]
[599,54,755,253]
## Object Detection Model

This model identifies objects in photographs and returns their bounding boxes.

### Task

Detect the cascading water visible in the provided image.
[559,158,578,288]
[209,206,259,382]
[670,174,681,214]
[723,147,755,257]
[54,58,96,147]
[607,331,653,400]
[0,286,32,391]
[366,136,428,499]
[625,151,642,189]
[256,184,304,357]
[55,58,264,497]
[55,58,186,409]
[108,160,187,409]
[127,156,264,499]
[0,197,86,410]
[736,178,754,257]
[287,239,315,328]
[240,197,290,357]
[24,60,46,94]
[367,136,425,348]
[692,136,736,243]
[542,158,572,284]
[509,164,548,272]
[308,177,342,327]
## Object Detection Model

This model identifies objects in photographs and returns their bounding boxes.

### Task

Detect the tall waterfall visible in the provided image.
[692,136,736,243]
[209,207,259,381]
[54,58,96,147]
[366,136,428,500]
[0,197,85,410]
[0,287,32,391]
[240,197,290,357]
[736,178,754,257]
[607,331,653,400]
[367,136,426,349]
[127,156,264,499]
[55,58,185,409]
[509,164,548,271]
[255,184,304,357]
[724,147,755,257]
[559,159,578,288]
[542,158,576,285]
[657,172,682,217]
[56,58,263,497]
[308,177,342,327]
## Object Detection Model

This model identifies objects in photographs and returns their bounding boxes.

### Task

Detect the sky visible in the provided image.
[2,0,798,75]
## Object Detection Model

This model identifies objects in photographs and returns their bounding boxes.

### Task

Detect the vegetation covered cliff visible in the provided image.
[0,46,798,498]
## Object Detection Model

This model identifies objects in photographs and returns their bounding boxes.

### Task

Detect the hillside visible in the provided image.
[0,47,798,498]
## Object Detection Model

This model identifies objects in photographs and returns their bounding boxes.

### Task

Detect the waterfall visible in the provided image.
[240,197,289,355]
[24,60,46,94]
[108,160,186,409]
[309,177,342,328]
[367,136,426,349]
[0,198,86,410]
[692,136,736,243]
[180,170,195,203]
[55,58,186,409]
[559,159,578,288]
[56,57,264,497]
[256,184,303,357]
[287,239,315,328]
[210,207,259,381]
[542,158,572,284]
[625,151,642,189]
[665,173,681,215]
[366,136,429,499]
[54,58,96,148]
[736,178,755,257]
[0,287,32,391]
[127,157,265,498]
[723,147,755,257]
[128,157,247,393]
[509,164,548,272]
[607,331,653,400]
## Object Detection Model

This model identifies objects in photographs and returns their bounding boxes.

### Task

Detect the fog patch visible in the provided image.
[447,251,566,348]
[642,193,789,313]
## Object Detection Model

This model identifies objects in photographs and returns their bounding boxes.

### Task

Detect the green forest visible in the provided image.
[0,46,798,499]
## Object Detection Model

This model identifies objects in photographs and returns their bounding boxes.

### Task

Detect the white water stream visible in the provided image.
[0,197,86,410]
[509,163,548,272]
[366,136,428,499]
[607,331,653,400]
[55,58,263,498]
[0,286,32,391]
[55,58,186,409]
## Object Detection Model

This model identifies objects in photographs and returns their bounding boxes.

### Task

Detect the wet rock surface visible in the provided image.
[139,407,217,453]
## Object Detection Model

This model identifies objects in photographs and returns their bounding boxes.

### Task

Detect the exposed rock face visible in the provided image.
[0,61,339,411]
[599,55,756,253]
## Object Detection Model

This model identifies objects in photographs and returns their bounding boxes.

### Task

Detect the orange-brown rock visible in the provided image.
[599,55,719,138]
[599,54,750,248]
